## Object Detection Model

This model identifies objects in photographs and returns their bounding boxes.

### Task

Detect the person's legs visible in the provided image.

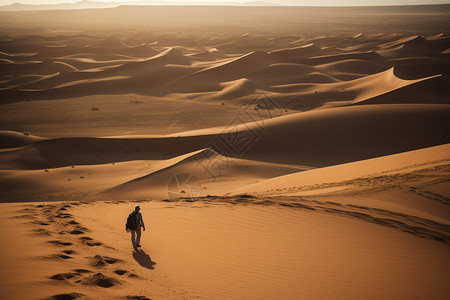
[136,227,142,246]
[131,230,136,248]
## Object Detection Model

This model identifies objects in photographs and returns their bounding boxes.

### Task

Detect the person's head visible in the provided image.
[135,204,140,211]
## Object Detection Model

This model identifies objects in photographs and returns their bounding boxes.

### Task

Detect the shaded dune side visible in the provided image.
[0,134,212,170]
[0,47,198,100]
[0,130,45,149]
[272,68,450,111]
[233,104,450,166]
[349,74,450,106]
[0,104,448,170]
[305,50,387,65]
[323,67,433,103]
[167,51,273,93]
[212,78,257,100]
[389,56,450,79]
[378,35,450,59]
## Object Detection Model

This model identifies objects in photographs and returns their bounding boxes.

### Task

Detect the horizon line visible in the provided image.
[2,1,450,7]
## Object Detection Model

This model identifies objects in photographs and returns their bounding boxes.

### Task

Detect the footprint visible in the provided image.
[90,255,120,267]
[79,236,102,247]
[12,214,36,219]
[72,269,92,274]
[48,240,73,246]
[104,257,120,264]
[114,270,127,275]
[55,254,72,259]
[59,204,71,210]
[50,272,79,280]
[56,213,73,219]
[90,255,108,267]
[48,292,84,300]
[32,228,52,236]
[83,240,103,247]
[80,272,120,288]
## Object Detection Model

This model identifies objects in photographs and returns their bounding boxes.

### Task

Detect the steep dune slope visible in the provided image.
[175,104,450,166]
[0,131,44,149]
[103,148,310,200]
[232,143,450,221]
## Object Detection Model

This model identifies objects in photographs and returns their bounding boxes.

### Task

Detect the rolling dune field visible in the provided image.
[0,4,449,300]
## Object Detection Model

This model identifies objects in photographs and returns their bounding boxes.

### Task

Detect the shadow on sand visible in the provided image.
[133,248,156,269]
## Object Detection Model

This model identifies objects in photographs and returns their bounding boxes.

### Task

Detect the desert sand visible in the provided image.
[0,4,449,300]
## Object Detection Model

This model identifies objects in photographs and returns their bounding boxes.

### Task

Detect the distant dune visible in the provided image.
[1,29,449,108]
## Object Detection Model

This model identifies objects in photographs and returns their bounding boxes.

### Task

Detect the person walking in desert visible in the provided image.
[126,204,146,248]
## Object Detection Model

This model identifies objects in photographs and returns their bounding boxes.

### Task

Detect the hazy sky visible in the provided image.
[2,0,449,5]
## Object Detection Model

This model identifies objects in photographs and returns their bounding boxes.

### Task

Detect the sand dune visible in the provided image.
[1,186,449,299]
[378,35,449,59]
[1,30,449,110]
[170,51,272,90]
[268,43,324,58]
[215,104,449,166]
[34,61,79,75]
[0,6,449,300]
[350,74,450,105]
[0,130,44,149]
[307,50,387,66]
[213,78,257,99]
[233,143,450,220]
[0,147,309,202]
[389,56,450,79]
[1,102,447,203]
[87,35,130,49]
[1,104,448,170]
[316,58,388,76]
[0,57,15,64]
[0,159,159,202]
[103,148,310,200]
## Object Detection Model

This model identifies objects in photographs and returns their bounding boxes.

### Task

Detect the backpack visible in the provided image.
[126,210,138,231]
